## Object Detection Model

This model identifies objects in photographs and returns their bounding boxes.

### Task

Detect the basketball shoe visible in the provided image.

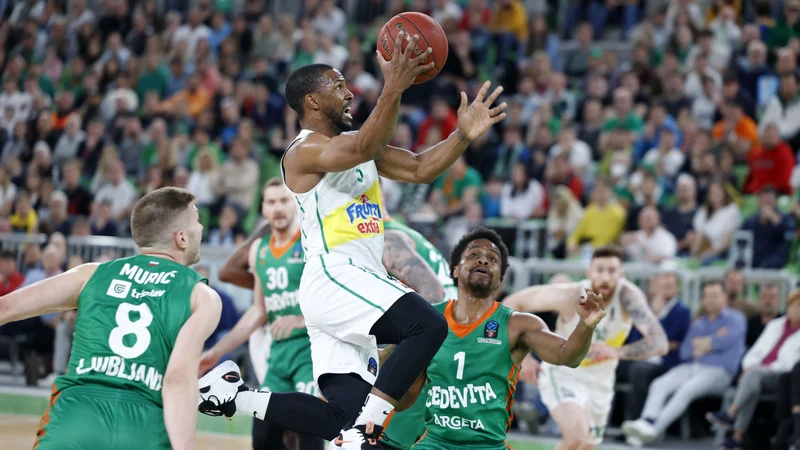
[332,422,383,449]
[198,360,247,418]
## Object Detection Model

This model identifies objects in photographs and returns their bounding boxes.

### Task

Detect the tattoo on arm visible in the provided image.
[383,231,444,303]
[617,284,669,360]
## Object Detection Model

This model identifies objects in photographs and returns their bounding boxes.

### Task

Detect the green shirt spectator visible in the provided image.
[137,58,170,100]
[603,113,644,133]
[431,157,483,217]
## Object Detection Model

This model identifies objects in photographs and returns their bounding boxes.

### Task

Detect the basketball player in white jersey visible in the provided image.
[503,245,668,450]
[200,32,507,449]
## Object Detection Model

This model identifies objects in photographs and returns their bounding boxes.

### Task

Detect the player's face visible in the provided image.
[587,256,623,299]
[321,70,354,132]
[183,203,203,266]
[262,185,295,232]
[456,239,502,296]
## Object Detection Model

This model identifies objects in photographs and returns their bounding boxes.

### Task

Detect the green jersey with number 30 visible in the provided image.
[55,255,207,406]
[254,232,306,339]
[383,219,457,302]
[421,300,520,447]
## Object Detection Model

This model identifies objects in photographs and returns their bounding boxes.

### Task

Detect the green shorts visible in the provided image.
[263,335,316,396]
[382,392,426,450]
[35,385,169,450]
[412,433,512,450]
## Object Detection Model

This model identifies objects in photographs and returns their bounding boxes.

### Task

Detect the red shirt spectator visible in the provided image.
[544,152,584,202]
[744,124,795,195]
[0,250,24,296]
[417,98,458,151]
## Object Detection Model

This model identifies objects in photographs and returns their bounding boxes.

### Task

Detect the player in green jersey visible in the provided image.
[0,187,221,450]
[410,227,606,450]
[200,178,324,450]
[380,215,454,450]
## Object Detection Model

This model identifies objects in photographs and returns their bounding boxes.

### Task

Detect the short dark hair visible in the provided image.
[591,245,623,261]
[285,64,334,120]
[0,249,15,260]
[131,187,196,248]
[264,177,284,189]
[449,227,509,286]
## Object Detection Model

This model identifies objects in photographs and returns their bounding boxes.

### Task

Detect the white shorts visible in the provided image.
[538,363,616,446]
[299,254,413,385]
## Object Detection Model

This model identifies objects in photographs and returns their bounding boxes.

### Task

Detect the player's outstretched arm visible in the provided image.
[285,33,434,175]
[218,221,270,289]
[376,81,507,184]
[615,283,669,360]
[163,283,222,450]
[200,240,268,375]
[502,281,583,316]
[511,290,606,368]
[383,230,444,303]
[0,263,97,325]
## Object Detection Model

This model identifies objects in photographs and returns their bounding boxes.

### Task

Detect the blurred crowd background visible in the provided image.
[1,0,800,448]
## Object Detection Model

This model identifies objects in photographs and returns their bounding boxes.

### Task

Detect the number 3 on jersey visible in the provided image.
[109,303,154,359]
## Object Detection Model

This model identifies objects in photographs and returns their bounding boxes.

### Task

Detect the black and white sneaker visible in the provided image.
[332,422,383,449]
[198,360,246,418]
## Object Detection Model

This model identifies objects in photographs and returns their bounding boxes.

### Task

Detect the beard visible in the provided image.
[324,105,353,132]
[466,272,495,297]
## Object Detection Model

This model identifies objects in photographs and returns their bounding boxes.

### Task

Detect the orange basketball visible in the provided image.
[377,12,449,85]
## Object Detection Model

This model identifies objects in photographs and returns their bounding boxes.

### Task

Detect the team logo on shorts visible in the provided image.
[367,357,378,376]
[484,320,499,338]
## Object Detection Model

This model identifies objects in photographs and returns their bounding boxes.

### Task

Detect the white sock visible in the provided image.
[354,393,394,428]
[234,390,271,420]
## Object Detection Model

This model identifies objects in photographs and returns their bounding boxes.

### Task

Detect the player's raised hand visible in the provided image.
[456,81,508,141]
[576,288,606,328]
[377,31,436,93]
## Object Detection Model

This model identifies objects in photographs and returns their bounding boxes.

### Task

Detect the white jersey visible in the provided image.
[281,129,386,273]
[547,277,635,379]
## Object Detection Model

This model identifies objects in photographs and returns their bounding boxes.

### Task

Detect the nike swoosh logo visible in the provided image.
[333,437,351,445]
[223,374,240,382]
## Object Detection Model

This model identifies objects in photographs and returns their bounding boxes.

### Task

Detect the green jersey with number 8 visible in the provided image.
[414,301,520,449]
[54,255,207,406]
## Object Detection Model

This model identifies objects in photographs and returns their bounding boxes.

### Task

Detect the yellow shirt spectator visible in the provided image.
[488,0,528,41]
[567,202,627,249]
[10,209,38,234]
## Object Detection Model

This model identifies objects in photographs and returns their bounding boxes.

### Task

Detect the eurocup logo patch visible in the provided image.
[367,357,378,376]
[292,245,302,259]
[484,320,499,339]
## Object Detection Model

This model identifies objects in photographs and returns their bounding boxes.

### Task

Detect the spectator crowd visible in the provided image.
[0,0,800,449]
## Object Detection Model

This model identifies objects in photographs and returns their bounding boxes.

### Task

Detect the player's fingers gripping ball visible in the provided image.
[377,12,449,84]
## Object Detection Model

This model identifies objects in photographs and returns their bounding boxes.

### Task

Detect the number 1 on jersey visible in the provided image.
[454,351,465,380]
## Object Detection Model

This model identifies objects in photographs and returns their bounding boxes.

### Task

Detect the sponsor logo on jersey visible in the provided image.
[258,245,269,265]
[425,383,498,409]
[265,290,300,311]
[148,261,159,267]
[431,414,485,431]
[477,337,502,345]
[367,357,378,376]
[484,320,499,338]
[131,288,166,299]
[107,279,132,299]
[119,263,178,285]
[345,194,382,235]
[75,356,163,392]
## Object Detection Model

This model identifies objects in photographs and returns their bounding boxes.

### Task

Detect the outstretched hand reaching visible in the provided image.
[456,81,508,141]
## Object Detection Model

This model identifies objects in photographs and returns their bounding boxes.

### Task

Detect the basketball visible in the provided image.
[377,12,449,85]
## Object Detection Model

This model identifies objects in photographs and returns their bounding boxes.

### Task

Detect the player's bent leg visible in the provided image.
[550,402,591,450]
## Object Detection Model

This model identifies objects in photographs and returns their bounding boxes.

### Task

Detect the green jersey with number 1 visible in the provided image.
[384,219,457,302]
[55,255,207,406]
[417,300,519,448]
